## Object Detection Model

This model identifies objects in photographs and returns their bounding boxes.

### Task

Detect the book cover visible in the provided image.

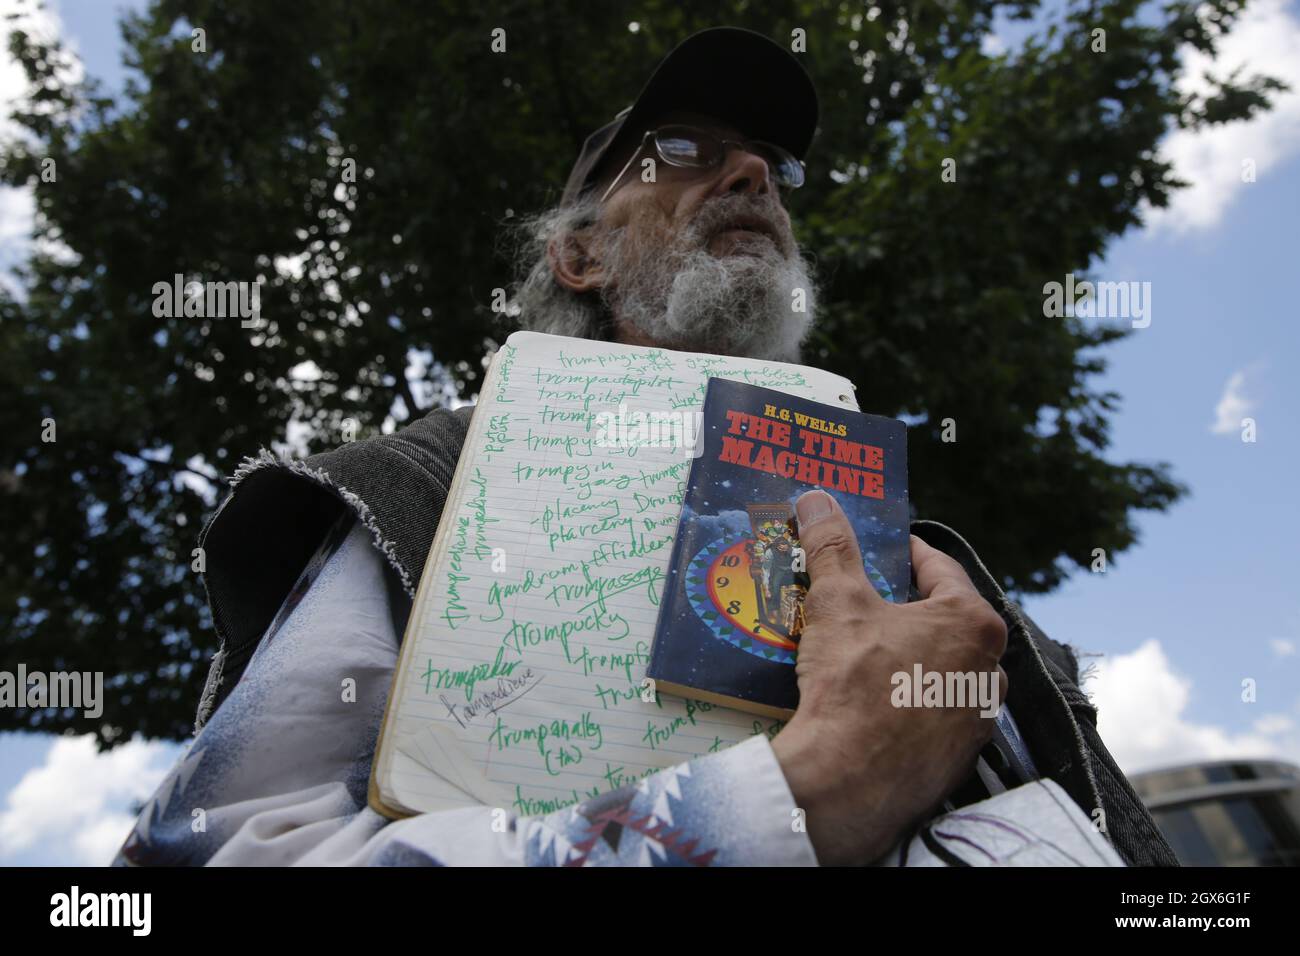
[647,377,910,719]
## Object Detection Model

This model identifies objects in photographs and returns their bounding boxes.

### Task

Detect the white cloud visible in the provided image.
[1253,713,1294,736]
[0,734,180,865]
[1,0,85,291]
[0,0,52,289]
[0,0,72,140]
[1089,639,1300,774]
[71,811,143,865]
[0,184,35,295]
[1209,367,1255,435]
[980,32,1006,57]
[1272,638,1297,658]
[1148,0,1300,235]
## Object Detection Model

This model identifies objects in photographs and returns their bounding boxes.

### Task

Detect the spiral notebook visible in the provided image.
[368,330,860,819]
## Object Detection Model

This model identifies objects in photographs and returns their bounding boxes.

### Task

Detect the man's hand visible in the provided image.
[771,490,1010,865]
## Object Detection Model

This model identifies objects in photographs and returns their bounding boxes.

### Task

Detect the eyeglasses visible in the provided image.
[599,124,806,203]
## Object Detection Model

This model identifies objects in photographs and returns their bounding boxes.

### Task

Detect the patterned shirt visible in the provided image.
[114,519,1122,867]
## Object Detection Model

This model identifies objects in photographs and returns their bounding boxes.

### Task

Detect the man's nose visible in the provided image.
[713,147,773,196]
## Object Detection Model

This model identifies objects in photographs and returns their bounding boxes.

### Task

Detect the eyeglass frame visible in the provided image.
[598,125,806,204]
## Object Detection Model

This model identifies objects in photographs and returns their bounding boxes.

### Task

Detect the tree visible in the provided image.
[0,0,1284,744]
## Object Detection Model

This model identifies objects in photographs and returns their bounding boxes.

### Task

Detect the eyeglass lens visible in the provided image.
[653,125,802,188]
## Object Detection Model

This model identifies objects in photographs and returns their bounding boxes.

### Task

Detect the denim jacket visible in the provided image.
[194,402,1179,866]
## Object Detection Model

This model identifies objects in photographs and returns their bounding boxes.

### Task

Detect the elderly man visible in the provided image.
[115,27,1176,867]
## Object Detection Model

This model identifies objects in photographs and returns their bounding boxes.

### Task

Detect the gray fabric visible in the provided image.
[194,404,474,729]
[907,519,1177,866]
[192,399,1179,866]
[123,518,823,867]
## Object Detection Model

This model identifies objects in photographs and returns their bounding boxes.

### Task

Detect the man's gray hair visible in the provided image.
[504,187,817,363]
[506,191,612,341]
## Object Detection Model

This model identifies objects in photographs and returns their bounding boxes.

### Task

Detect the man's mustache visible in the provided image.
[686,195,794,258]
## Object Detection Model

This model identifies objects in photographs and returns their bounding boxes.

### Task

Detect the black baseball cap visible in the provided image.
[560,26,819,207]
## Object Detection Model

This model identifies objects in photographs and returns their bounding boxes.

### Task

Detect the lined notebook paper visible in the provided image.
[369,331,859,818]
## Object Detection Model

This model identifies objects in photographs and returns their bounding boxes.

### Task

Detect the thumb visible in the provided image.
[794,490,869,585]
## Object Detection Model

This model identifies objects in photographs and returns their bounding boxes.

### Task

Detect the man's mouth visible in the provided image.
[706,215,784,256]
[712,214,777,242]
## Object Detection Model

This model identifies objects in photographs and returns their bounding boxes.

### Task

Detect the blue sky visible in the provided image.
[1,0,1297,865]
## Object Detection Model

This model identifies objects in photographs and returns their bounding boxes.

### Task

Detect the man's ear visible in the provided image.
[547,228,607,294]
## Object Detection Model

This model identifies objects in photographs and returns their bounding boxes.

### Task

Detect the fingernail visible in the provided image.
[796,490,835,527]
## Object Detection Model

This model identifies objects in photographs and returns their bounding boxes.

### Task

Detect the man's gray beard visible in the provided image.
[599,205,816,363]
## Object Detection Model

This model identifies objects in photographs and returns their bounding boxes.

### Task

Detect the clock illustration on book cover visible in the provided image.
[685,501,897,665]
